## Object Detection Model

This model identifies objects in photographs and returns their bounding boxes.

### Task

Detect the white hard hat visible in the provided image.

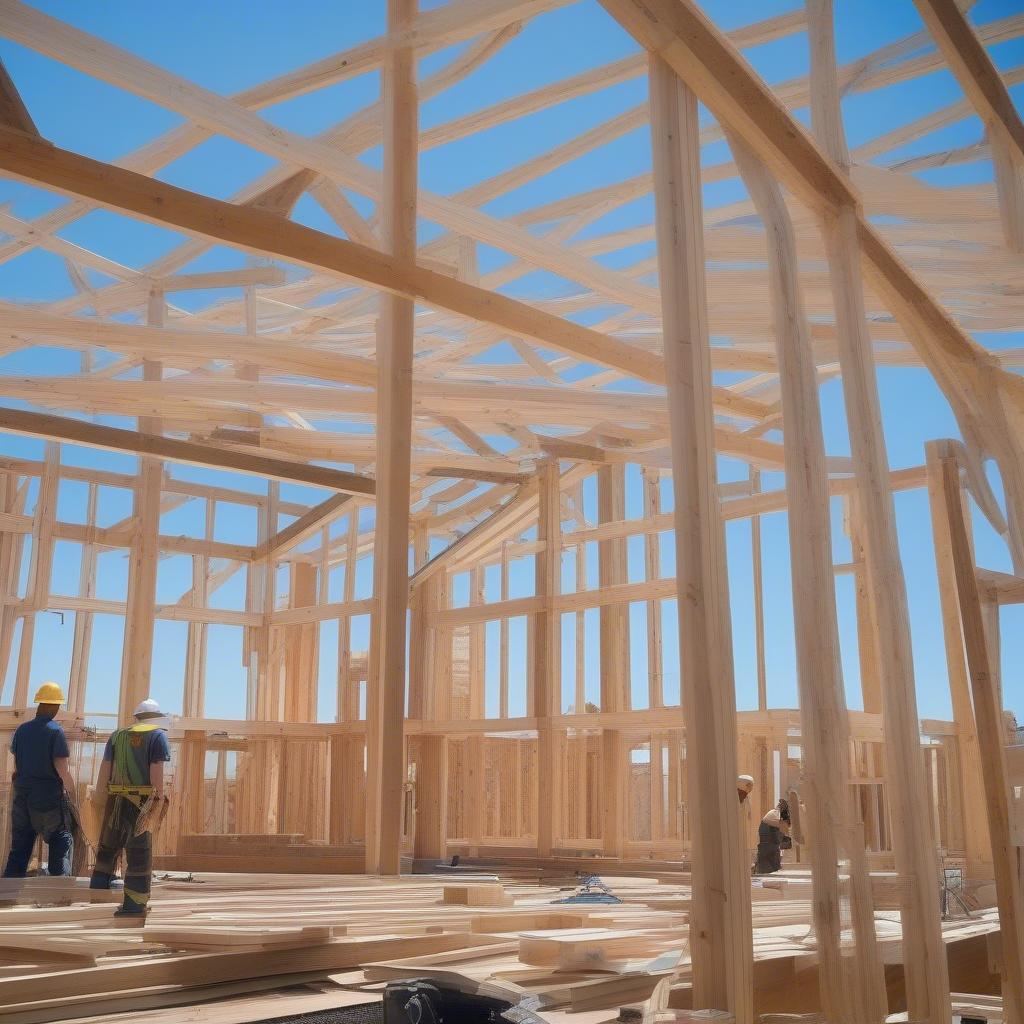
[737,774,755,785]
[133,698,164,718]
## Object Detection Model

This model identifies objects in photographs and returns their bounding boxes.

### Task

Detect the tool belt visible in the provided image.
[107,784,153,797]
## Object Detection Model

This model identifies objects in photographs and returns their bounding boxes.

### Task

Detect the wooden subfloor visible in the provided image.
[0,868,1005,1024]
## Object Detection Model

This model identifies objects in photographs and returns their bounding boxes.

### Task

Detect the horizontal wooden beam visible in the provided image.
[0,127,673,390]
[0,406,375,495]
[257,493,353,560]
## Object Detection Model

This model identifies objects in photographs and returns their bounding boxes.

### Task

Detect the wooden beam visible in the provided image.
[0,57,37,137]
[806,5,952,1017]
[365,0,418,877]
[533,459,560,857]
[934,440,1024,1021]
[925,444,993,878]
[0,406,374,496]
[118,293,163,724]
[0,126,664,386]
[256,494,352,561]
[410,482,538,589]
[0,306,377,388]
[912,0,1024,249]
[648,57,752,1022]
[731,131,886,1021]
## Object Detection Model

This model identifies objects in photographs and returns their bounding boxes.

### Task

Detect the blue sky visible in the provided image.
[0,0,1022,726]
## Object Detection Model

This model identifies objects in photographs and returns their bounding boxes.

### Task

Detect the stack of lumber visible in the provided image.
[0,869,1004,1024]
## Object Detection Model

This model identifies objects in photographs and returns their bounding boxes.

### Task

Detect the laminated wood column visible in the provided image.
[648,60,752,1023]
[730,137,886,1022]
[934,441,1024,1020]
[533,457,560,857]
[366,0,417,876]
[13,443,57,706]
[118,289,164,723]
[925,444,992,877]
[808,3,951,1017]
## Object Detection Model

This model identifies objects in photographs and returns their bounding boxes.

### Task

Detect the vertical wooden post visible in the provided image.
[250,484,278,720]
[118,289,164,724]
[749,468,767,712]
[933,441,1024,1020]
[598,465,627,857]
[499,540,509,719]
[412,734,447,861]
[407,525,430,720]
[597,464,629,714]
[337,507,359,722]
[365,0,417,876]
[642,468,663,708]
[808,3,951,1017]
[183,499,212,718]
[731,136,886,1022]
[13,443,57,707]
[67,482,97,714]
[846,495,882,714]
[648,59,752,1023]
[0,474,28,690]
[533,457,560,857]
[925,445,993,878]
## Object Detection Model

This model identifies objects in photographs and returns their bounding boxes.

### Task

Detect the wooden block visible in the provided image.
[441,883,507,907]
[519,928,677,969]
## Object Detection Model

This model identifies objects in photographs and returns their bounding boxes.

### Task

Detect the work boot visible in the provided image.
[113,894,148,918]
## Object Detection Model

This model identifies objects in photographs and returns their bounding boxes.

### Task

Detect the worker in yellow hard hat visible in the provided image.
[3,682,81,877]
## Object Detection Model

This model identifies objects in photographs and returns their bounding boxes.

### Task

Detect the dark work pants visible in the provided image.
[753,821,782,875]
[89,795,152,911]
[3,788,73,877]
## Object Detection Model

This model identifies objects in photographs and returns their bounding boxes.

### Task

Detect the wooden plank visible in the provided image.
[647,58,752,1023]
[257,494,352,561]
[0,57,37,136]
[934,441,1024,1021]
[0,406,374,496]
[925,445,993,877]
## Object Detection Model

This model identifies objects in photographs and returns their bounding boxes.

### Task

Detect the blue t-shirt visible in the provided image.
[102,725,170,787]
[10,717,70,789]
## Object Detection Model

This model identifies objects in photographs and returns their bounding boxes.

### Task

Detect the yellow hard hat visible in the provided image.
[33,681,65,705]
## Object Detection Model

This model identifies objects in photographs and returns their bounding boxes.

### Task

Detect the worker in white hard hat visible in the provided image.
[3,682,81,877]
[88,698,170,916]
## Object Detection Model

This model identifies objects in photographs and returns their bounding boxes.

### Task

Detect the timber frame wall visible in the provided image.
[1,1,1024,1020]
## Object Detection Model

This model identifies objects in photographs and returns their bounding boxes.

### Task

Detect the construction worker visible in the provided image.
[88,698,170,917]
[753,797,791,875]
[3,682,80,877]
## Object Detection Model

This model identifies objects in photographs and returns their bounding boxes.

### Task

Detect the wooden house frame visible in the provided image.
[0,1,1022,1019]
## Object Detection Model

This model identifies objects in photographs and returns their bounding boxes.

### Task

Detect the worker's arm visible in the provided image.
[54,756,81,820]
[92,760,111,803]
[150,760,165,801]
